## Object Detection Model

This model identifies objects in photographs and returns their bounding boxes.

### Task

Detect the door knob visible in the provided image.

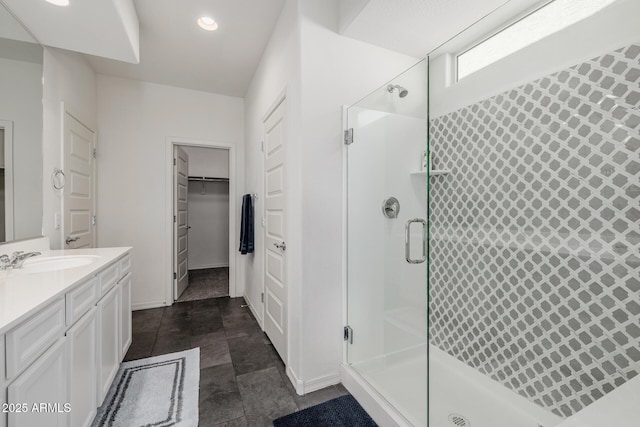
[273,241,286,251]
[65,236,79,245]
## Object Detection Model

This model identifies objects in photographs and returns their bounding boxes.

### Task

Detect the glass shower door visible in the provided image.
[345,59,428,427]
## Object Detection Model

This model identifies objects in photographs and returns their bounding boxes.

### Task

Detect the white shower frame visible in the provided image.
[164,136,238,304]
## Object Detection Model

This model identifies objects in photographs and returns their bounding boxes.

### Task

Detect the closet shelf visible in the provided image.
[188,176,229,182]
[410,170,450,177]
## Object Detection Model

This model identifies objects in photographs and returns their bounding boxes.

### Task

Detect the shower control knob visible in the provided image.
[273,241,286,251]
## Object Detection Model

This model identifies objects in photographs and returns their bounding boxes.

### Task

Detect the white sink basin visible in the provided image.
[21,255,100,273]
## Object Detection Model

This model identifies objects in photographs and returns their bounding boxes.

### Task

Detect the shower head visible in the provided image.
[387,84,408,98]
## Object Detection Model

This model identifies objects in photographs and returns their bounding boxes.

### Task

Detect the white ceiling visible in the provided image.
[2,0,139,63]
[0,3,35,43]
[3,0,547,98]
[339,0,542,58]
[86,0,285,98]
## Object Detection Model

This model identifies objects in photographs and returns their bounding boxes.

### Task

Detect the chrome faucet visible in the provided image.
[0,251,41,270]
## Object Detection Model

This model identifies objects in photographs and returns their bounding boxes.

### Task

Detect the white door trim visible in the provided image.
[0,120,14,242]
[165,137,237,304]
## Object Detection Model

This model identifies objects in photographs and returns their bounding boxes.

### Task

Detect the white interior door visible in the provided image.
[174,146,189,299]
[263,99,287,362]
[0,122,14,242]
[63,112,96,249]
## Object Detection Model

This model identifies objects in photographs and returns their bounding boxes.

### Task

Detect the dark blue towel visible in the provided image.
[239,194,254,254]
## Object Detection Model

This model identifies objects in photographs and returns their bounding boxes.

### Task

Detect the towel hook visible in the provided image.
[51,168,65,190]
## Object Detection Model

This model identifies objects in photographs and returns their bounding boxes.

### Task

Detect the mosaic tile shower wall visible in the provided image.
[428,43,640,417]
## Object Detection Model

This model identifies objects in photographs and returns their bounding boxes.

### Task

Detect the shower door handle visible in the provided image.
[405,218,427,264]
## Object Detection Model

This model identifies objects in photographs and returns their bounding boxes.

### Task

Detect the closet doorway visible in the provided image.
[166,138,237,304]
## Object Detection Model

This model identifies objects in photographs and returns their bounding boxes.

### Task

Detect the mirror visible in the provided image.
[0,3,43,243]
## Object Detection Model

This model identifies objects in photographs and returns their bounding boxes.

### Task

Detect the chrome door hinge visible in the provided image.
[173,272,177,280]
[344,326,353,344]
[173,158,176,166]
[344,128,353,145]
[92,148,97,159]
[91,215,96,226]
[173,215,176,223]
[260,141,265,152]
[261,292,264,303]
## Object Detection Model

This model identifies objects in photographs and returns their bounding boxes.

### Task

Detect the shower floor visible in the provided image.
[357,348,427,427]
[353,344,558,427]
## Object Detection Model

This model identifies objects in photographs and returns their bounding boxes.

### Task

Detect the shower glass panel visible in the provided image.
[428,0,640,426]
[346,59,428,427]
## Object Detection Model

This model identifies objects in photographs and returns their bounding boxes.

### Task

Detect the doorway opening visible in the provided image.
[177,145,230,302]
[166,138,237,304]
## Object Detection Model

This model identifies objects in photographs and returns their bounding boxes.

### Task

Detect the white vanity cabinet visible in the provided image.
[7,338,68,427]
[0,248,131,427]
[66,307,97,427]
[96,285,119,406]
[119,272,132,360]
[1,335,6,427]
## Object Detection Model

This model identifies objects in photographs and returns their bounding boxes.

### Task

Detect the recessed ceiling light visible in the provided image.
[197,16,218,31]
[45,0,70,6]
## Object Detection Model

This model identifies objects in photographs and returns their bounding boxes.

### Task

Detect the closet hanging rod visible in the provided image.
[188,176,229,182]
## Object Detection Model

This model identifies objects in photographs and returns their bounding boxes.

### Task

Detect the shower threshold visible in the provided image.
[347,344,561,427]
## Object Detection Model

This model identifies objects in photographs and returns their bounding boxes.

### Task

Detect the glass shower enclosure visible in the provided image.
[344,1,639,426]
[345,59,428,427]
[426,0,640,426]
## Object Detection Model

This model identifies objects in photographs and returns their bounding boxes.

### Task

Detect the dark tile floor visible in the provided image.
[125,297,349,427]
[177,268,230,303]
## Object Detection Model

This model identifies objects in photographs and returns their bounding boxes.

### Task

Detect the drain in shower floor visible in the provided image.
[448,414,470,427]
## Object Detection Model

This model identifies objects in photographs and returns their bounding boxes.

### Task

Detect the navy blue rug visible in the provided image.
[273,395,377,427]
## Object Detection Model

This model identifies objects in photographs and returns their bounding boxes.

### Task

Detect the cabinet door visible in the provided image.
[0,385,5,427]
[7,338,69,427]
[1,335,5,427]
[119,272,132,360]
[67,308,97,427]
[96,285,119,406]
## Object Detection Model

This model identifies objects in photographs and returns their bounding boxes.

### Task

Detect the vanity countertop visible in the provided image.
[0,247,132,335]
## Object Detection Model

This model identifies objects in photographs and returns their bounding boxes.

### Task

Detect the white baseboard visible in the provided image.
[341,364,411,427]
[303,372,341,394]
[132,300,169,311]
[189,263,229,270]
[286,366,305,396]
[284,367,341,396]
[243,293,264,328]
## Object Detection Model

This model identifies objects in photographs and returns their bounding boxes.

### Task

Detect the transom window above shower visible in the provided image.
[456,0,618,81]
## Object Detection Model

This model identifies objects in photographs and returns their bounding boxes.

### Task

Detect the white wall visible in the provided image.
[243,0,302,376]
[96,75,244,310]
[183,146,229,178]
[183,146,230,270]
[187,182,229,270]
[42,47,97,248]
[245,0,418,391]
[296,0,418,386]
[0,49,42,241]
